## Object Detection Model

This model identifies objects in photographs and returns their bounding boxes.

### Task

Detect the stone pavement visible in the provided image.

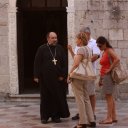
[0,100,128,128]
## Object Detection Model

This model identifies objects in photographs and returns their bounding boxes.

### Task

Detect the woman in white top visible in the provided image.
[67,32,96,128]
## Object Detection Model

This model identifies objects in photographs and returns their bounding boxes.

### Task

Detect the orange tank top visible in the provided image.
[100,51,112,76]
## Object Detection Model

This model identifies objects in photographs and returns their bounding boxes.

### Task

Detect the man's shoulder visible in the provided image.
[39,44,47,48]
[37,44,47,51]
[89,38,96,44]
[89,38,98,47]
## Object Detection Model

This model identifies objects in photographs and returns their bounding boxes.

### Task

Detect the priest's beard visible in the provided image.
[48,41,58,46]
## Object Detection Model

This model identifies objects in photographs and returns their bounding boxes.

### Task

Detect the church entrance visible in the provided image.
[17,0,68,94]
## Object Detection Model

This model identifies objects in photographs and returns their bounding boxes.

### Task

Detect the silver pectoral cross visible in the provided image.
[52,58,57,65]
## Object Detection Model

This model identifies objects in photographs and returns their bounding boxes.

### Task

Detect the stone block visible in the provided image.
[0,36,8,45]
[75,11,86,27]
[0,0,8,4]
[103,19,128,29]
[114,48,121,57]
[103,20,114,29]
[122,49,128,58]
[0,55,9,75]
[0,26,8,36]
[0,38,9,56]
[0,10,8,20]
[109,29,123,40]
[102,11,110,20]
[86,11,100,20]
[118,41,128,48]
[95,29,109,39]
[122,11,128,20]
[0,8,8,25]
[0,75,10,93]
[87,0,102,11]
[103,1,113,11]
[89,19,103,29]
[118,1,128,11]
[120,58,127,65]
[124,29,128,40]
[75,0,87,11]
[118,84,128,93]
[126,58,128,65]
[0,92,8,101]
[110,41,118,48]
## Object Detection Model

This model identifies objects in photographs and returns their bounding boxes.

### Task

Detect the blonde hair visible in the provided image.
[76,32,88,46]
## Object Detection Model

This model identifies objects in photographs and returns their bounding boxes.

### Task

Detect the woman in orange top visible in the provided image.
[96,36,119,124]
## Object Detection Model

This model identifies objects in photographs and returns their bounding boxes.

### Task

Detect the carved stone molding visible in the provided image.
[67,0,75,96]
[67,0,75,45]
[8,0,19,94]
[7,0,75,95]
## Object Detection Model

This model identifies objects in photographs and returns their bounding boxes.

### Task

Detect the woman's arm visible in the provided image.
[67,45,75,58]
[69,54,83,75]
[107,48,120,73]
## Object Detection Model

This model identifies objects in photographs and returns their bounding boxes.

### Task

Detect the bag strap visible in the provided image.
[81,46,92,61]
[85,46,92,60]
[107,51,120,69]
[107,52,113,65]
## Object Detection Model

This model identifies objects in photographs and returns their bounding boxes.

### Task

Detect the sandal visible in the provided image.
[99,120,112,124]
[112,120,118,123]
[73,124,87,128]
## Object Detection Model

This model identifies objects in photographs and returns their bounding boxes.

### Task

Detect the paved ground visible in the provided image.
[0,100,128,128]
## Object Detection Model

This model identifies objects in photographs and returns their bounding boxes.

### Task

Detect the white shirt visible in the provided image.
[74,38,100,74]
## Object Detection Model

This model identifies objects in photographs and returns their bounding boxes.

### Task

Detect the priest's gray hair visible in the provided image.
[80,27,91,33]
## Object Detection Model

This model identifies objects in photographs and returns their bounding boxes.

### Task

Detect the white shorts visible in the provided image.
[87,80,95,96]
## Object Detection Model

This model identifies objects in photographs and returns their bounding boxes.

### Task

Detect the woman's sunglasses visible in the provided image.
[97,44,102,48]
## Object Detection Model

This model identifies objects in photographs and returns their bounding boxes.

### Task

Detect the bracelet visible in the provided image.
[69,73,72,77]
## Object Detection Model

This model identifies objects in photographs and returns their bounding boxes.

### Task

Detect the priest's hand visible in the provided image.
[34,78,39,83]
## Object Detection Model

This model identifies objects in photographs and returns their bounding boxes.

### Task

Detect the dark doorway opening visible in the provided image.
[17,0,68,94]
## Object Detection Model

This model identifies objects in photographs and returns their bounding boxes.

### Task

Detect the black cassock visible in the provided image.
[34,43,70,120]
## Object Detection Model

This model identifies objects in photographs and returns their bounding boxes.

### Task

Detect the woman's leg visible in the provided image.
[71,79,88,124]
[83,84,95,122]
[105,94,114,122]
[112,98,117,121]
[100,74,117,124]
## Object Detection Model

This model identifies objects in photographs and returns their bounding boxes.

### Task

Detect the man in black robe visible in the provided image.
[34,32,70,124]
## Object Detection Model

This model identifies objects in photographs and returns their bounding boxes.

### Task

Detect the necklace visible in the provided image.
[47,43,57,65]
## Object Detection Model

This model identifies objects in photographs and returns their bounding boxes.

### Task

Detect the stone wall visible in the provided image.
[75,0,128,68]
[0,0,10,93]
[68,0,128,99]
[0,0,128,99]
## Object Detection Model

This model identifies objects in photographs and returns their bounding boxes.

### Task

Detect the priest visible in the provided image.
[34,32,70,124]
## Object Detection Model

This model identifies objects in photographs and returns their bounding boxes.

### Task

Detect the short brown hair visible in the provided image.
[76,32,88,46]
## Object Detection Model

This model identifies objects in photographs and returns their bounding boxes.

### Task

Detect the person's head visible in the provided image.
[76,32,88,46]
[47,32,58,45]
[96,36,113,51]
[80,27,91,41]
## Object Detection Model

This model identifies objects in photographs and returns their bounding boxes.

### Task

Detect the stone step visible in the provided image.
[3,85,128,102]
[6,94,75,102]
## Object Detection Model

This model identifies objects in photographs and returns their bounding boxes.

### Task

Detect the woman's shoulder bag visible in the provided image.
[108,53,128,84]
[70,46,96,81]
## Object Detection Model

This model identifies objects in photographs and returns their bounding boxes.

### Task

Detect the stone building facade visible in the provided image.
[0,0,128,99]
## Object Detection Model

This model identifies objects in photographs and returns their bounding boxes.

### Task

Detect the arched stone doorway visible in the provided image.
[8,0,75,95]
[16,0,68,94]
